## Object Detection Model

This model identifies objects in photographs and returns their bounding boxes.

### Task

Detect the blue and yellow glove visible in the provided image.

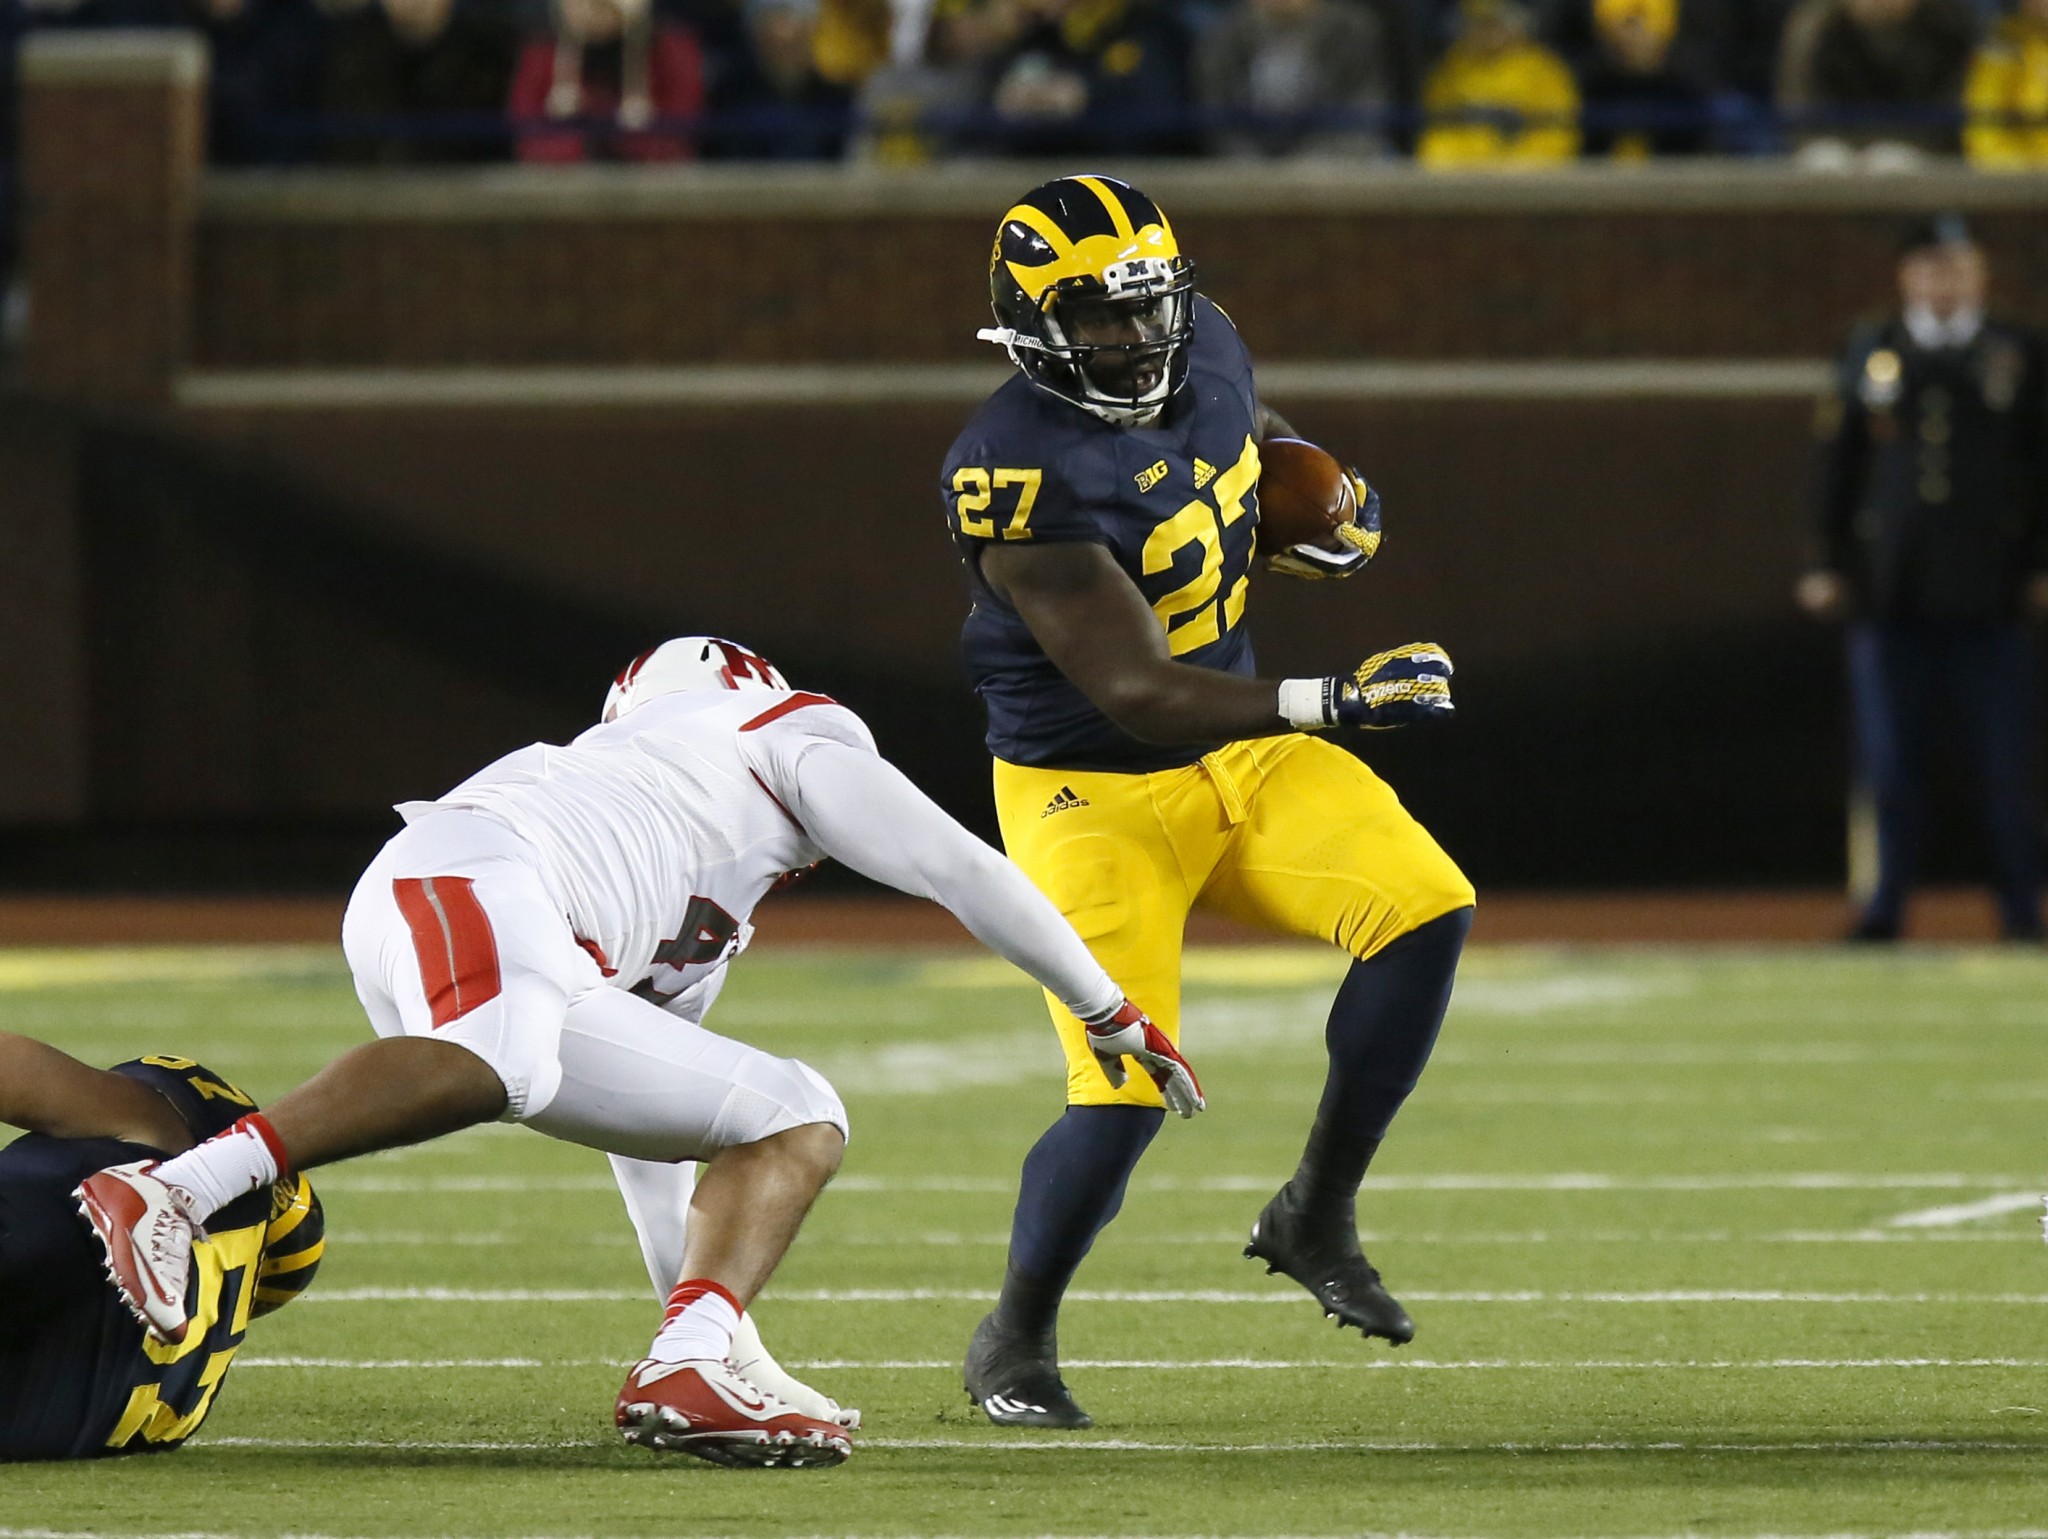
[1266,471,1383,580]
[1277,643,1454,730]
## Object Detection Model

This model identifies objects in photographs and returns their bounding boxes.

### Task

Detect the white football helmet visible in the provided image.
[602,637,789,723]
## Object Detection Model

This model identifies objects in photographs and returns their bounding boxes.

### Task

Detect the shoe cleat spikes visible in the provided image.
[1243,1184,1417,1346]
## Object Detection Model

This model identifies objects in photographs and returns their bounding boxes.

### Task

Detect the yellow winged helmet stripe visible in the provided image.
[257,1239,326,1279]
[1075,176,1136,239]
[1000,200,1183,310]
[263,1174,318,1243]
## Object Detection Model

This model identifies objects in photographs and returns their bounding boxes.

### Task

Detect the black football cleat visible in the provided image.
[963,1312,1094,1429]
[1244,1185,1416,1345]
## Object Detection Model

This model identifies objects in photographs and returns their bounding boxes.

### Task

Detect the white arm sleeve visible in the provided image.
[779,740,1123,1023]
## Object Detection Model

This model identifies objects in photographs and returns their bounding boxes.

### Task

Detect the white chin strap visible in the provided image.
[975,327,1169,428]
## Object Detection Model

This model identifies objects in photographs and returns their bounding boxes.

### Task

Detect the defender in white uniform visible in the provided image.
[76,639,1202,1469]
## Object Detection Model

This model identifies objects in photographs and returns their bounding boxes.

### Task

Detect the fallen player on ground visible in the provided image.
[0,1037,322,1461]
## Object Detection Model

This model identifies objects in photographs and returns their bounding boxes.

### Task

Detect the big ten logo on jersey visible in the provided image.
[633,895,745,1006]
[951,467,1043,540]
[1144,435,1260,657]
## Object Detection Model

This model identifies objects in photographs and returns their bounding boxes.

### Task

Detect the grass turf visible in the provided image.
[1,940,2045,1538]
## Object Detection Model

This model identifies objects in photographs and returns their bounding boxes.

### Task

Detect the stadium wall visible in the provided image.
[8,32,2048,894]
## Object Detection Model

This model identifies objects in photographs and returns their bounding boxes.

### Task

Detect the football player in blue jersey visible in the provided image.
[942,175,1476,1428]
[0,1034,323,1460]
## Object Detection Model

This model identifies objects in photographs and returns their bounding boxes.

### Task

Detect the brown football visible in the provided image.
[1256,438,1355,551]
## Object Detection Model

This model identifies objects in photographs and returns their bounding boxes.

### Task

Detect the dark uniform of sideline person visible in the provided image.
[0,1052,323,1460]
[1799,214,2048,942]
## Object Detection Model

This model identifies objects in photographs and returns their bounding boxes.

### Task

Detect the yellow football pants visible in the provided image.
[994,733,1474,1107]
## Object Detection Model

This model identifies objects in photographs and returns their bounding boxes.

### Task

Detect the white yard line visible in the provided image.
[1763,1231,2034,1243]
[232,1355,2048,1372]
[332,1227,2037,1249]
[805,1229,2038,1247]
[314,1174,2048,1196]
[302,1287,643,1302]
[771,1288,2048,1305]
[825,1358,2048,1371]
[173,1435,2048,1456]
[865,1438,2046,1453]
[314,1175,623,1192]
[298,1286,2048,1304]
[239,1356,570,1368]
[13,1530,2048,1539]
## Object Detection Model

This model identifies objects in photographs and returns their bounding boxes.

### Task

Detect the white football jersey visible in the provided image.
[397,689,873,1007]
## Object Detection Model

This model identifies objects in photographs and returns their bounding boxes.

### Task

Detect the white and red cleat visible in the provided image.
[73,1161,199,1345]
[615,1357,852,1468]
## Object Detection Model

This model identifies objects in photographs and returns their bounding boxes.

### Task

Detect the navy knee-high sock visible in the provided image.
[994,1104,1164,1339]
[1289,907,1472,1225]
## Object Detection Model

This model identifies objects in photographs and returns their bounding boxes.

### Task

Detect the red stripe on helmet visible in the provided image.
[712,641,781,690]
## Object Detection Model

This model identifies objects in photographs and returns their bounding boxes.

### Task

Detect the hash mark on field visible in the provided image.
[1885,1192,2043,1228]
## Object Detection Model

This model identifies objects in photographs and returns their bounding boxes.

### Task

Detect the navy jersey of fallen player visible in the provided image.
[0,1058,293,1460]
[944,294,1265,772]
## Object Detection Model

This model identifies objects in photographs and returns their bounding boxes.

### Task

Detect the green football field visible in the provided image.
[2,938,2046,1538]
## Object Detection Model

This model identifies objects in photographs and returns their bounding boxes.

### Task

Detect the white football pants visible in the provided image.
[341,808,847,1156]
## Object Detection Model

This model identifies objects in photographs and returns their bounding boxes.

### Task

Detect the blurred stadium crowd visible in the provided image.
[1,0,2046,170]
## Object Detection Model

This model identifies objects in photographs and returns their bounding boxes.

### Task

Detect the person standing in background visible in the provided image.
[1797,214,2048,943]
[1574,0,1713,157]
[704,0,855,159]
[1418,0,1580,166]
[509,0,706,161]
[321,0,518,163]
[1777,0,1978,165]
[1194,0,1396,158]
[1963,0,2048,167]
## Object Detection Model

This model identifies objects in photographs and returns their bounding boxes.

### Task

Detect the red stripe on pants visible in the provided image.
[392,876,503,1027]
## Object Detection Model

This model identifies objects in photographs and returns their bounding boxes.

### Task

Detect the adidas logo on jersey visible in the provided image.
[1133,459,1170,493]
[1041,786,1091,818]
[1192,458,1217,489]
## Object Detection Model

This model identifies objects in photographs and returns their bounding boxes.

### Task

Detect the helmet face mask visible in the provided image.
[1043,282,1192,421]
[982,176,1197,429]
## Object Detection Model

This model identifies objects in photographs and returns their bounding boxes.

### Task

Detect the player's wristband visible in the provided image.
[1278,678,1338,730]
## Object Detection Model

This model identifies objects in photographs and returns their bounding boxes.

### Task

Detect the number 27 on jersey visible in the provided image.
[952,468,1042,540]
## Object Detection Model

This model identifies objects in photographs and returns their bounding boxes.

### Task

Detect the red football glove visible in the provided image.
[1083,1001,1205,1118]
